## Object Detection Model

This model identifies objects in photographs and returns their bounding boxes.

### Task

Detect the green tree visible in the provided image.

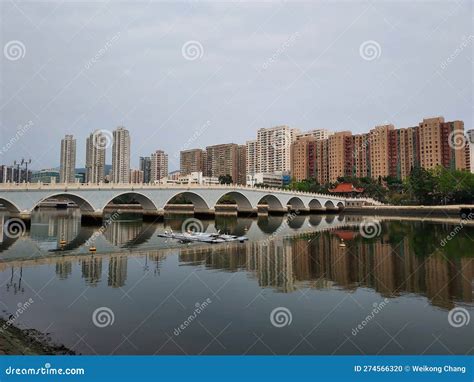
[218,174,233,184]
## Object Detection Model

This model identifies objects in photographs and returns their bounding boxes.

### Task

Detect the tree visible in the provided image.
[218,174,233,184]
[406,166,436,205]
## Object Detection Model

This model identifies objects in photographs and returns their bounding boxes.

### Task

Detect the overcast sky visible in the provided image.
[1,0,472,171]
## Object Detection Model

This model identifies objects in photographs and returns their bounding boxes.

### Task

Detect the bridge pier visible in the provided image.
[195,208,215,219]
[325,207,340,214]
[81,211,103,225]
[288,207,310,214]
[142,209,164,222]
[7,212,32,229]
[310,207,327,214]
[237,208,258,217]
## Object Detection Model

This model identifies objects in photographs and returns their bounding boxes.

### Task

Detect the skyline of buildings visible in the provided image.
[0,116,472,186]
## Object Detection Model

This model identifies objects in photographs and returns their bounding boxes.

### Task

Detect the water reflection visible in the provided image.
[1,210,472,311]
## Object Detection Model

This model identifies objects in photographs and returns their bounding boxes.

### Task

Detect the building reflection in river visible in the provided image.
[0,211,472,311]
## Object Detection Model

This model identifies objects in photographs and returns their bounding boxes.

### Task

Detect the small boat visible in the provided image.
[158,230,248,244]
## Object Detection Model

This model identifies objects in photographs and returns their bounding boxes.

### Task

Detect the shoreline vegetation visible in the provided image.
[286,166,474,206]
[0,319,75,355]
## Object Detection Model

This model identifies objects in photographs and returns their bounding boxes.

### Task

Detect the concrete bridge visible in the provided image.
[0,183,378,224]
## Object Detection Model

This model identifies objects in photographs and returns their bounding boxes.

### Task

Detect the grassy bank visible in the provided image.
[0,319,74,355]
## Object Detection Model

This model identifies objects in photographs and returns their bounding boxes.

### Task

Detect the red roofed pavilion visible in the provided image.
[328,183,364,195]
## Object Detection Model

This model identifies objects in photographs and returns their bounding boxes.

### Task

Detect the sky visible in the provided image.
[0,0,472,171]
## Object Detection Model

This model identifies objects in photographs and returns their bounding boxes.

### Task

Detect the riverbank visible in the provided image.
[344,204,474,219]
[0,319,75,355]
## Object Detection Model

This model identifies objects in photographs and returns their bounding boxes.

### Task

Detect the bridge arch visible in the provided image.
[324,200,335,210]
[164,191,210,210]
[309,199,323,210]
[215,191,253,211]
[0,197,21,213]
[337,202,344,210]
[102,191,159,212]
[32,193,95,212]
[286,197,305,210]
[257,195,284,210]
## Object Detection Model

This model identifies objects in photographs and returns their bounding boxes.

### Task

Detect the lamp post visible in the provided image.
[21,158,31,183]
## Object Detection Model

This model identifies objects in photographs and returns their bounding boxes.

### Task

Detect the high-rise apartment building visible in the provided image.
[112,127,130,183]
[59,134,76,183]
[368,124,394,179]
[150,150,168,182]
[139,156,151,183]
[130,169,144,184]
[180,149,207,176]
[296,129,333,141]
[205,143,246,184]
[257,125,300,174]
[328,131,352,182]
[236,145,247,185]
[467,129,474,173]
[246,140,258,175]
[290,129,334,182]
[85,130,106,184]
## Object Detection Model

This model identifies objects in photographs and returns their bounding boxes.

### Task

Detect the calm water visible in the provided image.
[0,209,473,355]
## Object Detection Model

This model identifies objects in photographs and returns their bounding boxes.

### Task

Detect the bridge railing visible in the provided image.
[0,181,384,204]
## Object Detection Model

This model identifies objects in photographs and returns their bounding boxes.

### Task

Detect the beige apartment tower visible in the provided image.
[150,150,168,182]
[257,126,300,174]
[85,130,106,184]
[180,149,207,175]
[205,143,246,184]
[60,134,76,183]
[112,127,131,183]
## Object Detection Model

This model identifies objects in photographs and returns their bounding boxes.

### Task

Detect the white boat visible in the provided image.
[157,230,248,244]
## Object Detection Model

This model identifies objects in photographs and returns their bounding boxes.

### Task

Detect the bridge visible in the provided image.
[0,183,379,225]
